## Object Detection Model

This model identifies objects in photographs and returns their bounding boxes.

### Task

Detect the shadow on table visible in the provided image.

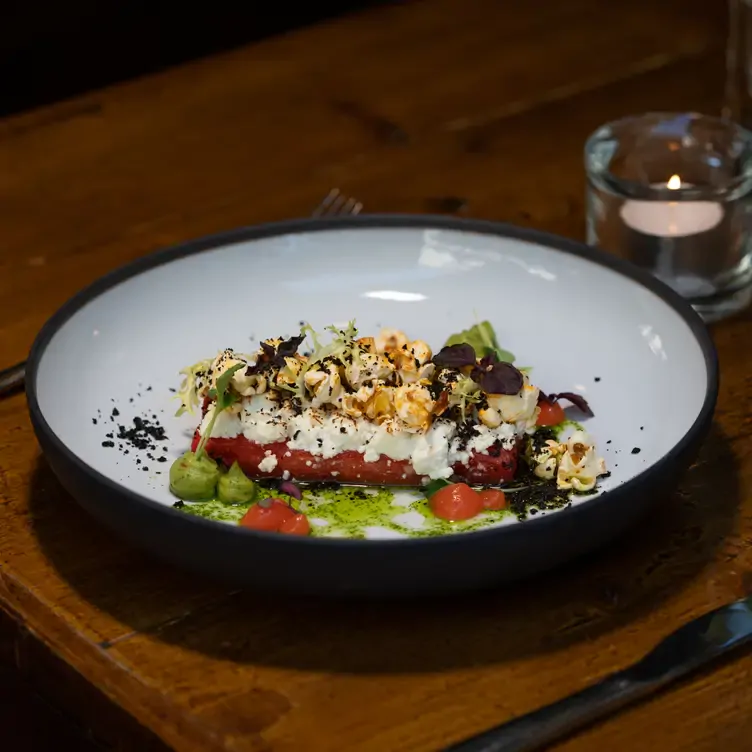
[27,423,742,674]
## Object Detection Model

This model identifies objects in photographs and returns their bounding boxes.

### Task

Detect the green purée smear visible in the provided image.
[178,485,515,538]
[176,474,577,536]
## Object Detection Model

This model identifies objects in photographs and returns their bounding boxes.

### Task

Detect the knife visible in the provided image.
[0,361,25,396]
[445,595,752,752]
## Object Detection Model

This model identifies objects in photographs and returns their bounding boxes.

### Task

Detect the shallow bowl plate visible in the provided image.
[26,216,718,596]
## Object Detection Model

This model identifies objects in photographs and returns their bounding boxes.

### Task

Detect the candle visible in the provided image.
[620,175,723,237]
[585,112,752,322]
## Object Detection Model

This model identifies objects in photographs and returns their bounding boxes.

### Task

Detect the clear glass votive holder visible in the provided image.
[585,112,752,322]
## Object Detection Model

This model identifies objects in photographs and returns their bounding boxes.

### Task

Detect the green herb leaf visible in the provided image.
[444,321,515,363]
[196,363,245,458]
[210,363,245,409]
[422,478,454,498]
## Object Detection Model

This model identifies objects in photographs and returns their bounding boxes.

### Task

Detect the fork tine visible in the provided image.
[312,188,340,217]
[330,192,347,215]
[340,196,359,215]
[312,189,364,217]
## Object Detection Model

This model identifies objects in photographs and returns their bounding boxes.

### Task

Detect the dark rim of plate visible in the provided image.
[25,215,719,548]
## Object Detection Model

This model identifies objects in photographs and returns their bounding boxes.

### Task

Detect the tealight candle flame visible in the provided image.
[667,174,681,190]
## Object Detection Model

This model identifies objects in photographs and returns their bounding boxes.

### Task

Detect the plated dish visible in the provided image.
[170,320,606,538]
[26,216,717,595]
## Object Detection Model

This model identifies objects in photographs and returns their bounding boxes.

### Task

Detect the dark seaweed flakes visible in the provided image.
[506,480,572,521]
[115,415,168,451]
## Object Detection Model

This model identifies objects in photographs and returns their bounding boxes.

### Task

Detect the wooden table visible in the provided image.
[0,1,749,750]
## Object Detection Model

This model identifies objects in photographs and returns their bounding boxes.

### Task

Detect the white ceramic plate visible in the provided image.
[27,216,717,595]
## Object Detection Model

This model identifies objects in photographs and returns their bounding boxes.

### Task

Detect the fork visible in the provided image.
[312,188,364,217]
[0,190,365,399]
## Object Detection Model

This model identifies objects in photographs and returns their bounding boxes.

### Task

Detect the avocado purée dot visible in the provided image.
[169,451,220,501]
[218,461,258,504]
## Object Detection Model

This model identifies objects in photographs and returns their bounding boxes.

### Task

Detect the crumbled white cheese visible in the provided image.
[199,393,528,480]
[198,406,242,438]
[410,421,456,479]
[257,454,278,473]
[241,394,289,444]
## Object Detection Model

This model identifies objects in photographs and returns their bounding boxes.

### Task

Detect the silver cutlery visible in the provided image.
[445,595,752,752]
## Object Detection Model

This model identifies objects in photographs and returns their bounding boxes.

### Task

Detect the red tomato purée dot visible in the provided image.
[429,483,484,521]
[240,498,295,531]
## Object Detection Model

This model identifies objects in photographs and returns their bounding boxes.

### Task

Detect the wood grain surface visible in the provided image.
[1,0,750,750]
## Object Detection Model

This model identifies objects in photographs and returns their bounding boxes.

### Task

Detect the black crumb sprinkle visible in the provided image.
[157,456,167,463]
[506,480,572,521]
[168,387,176,393]
[101,440,115,448]
[640,426,644,431]
[306,481,342,492]
[92,418,98,425]
[111,407,120,417]
[631,447,641,455]
[146,386,153,392]
[129,397,134,403]
[594,377,601,382]
[606,440,612,445]
[116,415,168,450]
[136,458,142,465]
[173,500,185,508]
[142,466,149,472]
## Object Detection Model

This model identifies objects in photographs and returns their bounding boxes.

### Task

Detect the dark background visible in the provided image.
[3,1,383,117]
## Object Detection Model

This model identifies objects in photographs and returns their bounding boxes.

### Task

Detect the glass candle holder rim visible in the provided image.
[584,111,752,201]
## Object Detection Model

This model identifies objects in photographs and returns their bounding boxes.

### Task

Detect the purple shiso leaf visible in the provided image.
[279,480,303,500]
[547,391,594,417]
